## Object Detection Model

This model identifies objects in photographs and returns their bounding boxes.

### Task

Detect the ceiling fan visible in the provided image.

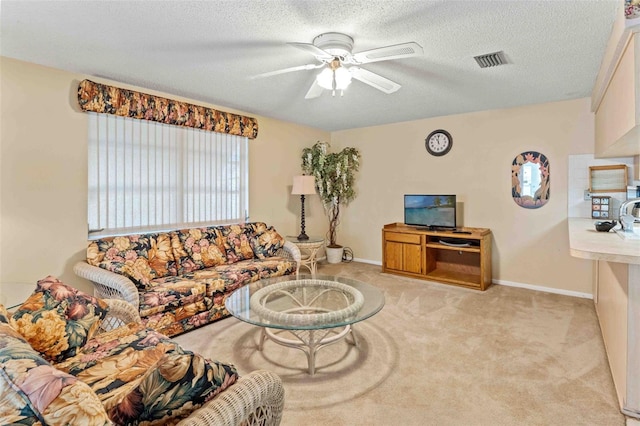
[253,32,423,99]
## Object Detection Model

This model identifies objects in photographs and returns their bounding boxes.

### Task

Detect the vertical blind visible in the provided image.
[88,113,248,238]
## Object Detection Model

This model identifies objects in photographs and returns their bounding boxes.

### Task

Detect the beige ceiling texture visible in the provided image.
[0,0,620,131]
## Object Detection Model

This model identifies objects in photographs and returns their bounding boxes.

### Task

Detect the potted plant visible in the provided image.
[301,141,361,263]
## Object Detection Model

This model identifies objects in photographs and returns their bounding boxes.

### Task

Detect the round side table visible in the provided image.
[286,236,325,275]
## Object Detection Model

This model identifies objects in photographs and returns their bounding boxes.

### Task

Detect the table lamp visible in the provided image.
[291,175,316,240]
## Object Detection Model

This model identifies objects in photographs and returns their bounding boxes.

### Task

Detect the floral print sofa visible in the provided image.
[0,276,284,426]
[74,223,300,337]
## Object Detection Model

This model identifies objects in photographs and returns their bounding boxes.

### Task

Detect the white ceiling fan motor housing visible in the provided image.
[313,32,354,58]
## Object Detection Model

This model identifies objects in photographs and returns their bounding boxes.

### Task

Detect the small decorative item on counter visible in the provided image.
[594,220,617,232]
[591,196,611,219]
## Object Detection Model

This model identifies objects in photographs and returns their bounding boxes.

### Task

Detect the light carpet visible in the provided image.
[174,262,624,425]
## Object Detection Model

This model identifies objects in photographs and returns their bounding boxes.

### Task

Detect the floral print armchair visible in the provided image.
[0,277,284,426]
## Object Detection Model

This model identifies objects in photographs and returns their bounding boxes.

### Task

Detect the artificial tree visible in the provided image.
[301,141,361,249]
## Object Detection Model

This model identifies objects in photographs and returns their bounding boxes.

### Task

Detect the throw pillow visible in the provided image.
[108,351,238,424]
[244,221,269,234]
[219,224,256,263]
[10,276,109,363]
[173,227,228,274]
[250,226,286,259]
[87,233,177,289]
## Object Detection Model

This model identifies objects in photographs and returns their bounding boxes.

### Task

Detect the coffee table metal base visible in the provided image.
[258,325,358,376]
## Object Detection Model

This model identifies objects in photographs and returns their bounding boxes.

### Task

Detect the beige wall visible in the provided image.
[249,116,328,239]
[1,56,599,296]
[331,98,596,294]
[1,57,89,290]
[0,57,328,294]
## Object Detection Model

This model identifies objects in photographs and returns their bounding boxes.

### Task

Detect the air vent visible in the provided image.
[474,51,507,68]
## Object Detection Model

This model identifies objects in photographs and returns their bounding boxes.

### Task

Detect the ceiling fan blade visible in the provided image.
[349,67,401,94]
[351,42,423,64]
[250,63,323,79]
[304,80,324,99]
[288,42,334,61]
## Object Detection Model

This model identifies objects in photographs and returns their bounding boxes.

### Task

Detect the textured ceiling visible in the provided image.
[0,0,620,132]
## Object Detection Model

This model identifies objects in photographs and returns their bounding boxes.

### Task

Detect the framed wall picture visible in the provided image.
[511,151,550,209]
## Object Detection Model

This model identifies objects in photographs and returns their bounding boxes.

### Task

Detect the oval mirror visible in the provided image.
[511,151,549,209]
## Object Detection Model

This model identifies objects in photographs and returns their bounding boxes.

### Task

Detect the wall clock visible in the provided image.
[425,129,452,156]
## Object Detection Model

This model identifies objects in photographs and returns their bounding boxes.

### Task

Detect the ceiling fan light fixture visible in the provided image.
[289,32,420,99]
[334,67,352,90]
[316,68,334,90]
[316,63,352,95]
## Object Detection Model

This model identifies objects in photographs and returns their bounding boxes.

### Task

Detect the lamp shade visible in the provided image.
[292,175,316,195]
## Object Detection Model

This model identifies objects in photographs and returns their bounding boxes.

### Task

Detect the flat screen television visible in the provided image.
[404,194,457,229]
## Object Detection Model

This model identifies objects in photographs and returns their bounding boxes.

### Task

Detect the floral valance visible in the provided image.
[77,79,258,139]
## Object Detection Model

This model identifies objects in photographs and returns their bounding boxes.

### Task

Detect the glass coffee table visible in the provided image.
[225,274,385,375]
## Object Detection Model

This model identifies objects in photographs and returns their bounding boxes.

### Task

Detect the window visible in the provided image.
[88,113,248,238]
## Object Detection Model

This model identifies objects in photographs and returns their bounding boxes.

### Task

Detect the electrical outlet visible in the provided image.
[584,190,592,200]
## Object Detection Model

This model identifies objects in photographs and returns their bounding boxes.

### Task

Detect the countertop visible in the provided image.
[568,218,640,265]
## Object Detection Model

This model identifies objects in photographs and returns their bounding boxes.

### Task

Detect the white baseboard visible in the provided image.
[489,279,592,299]
[346,258,593,299]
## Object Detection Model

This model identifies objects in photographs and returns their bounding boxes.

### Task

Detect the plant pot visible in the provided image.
[325,246,344,264]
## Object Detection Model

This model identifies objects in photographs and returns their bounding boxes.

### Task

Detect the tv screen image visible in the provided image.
[404,195,456,228]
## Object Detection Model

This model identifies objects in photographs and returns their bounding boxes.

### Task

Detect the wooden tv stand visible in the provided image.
[382,223,492,291]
